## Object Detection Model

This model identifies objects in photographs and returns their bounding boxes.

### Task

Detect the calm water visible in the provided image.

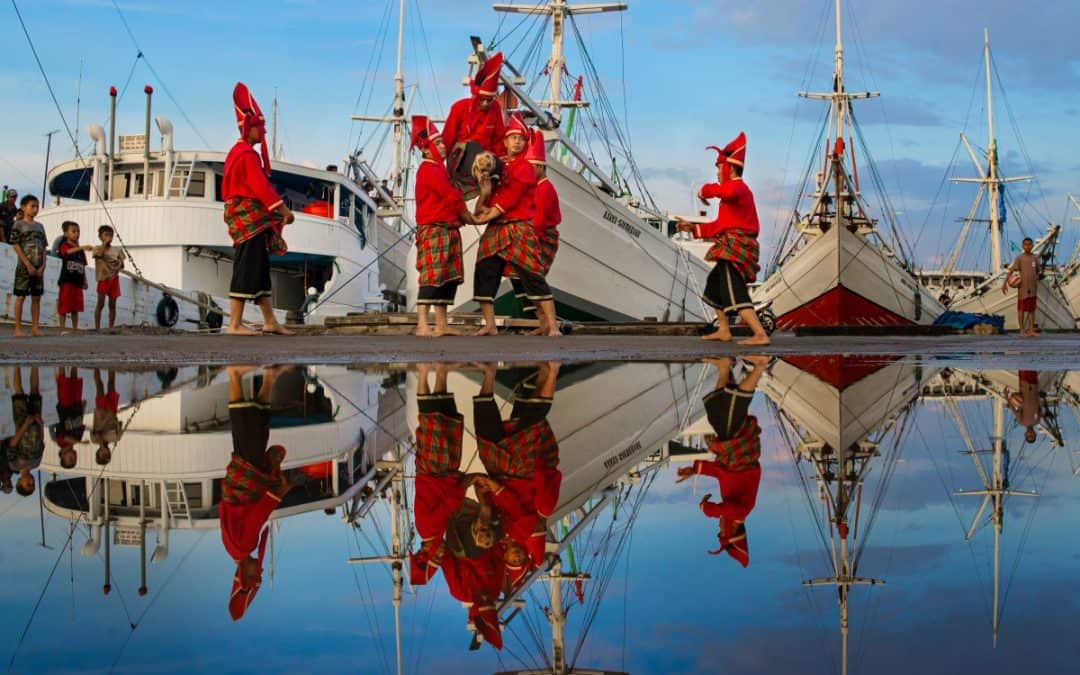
[0,357,1077,674]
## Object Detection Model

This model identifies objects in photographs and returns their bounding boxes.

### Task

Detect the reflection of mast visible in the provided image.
[953,397,1037,647]
[347,442,413,675]
[800,438,885,675]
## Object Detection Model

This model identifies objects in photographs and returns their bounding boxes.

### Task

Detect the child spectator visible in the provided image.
[11,195,48,337]
[57,221,94,333]
[93,225,125,330]
[5,366,44,496]
[51,367,86,470]
[1003,237,1040,337]
[91,369,121,465]
[0,188,18,243]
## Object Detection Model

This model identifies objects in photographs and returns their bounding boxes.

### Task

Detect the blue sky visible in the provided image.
[1,361,1079,673]
[2,0,1079,269]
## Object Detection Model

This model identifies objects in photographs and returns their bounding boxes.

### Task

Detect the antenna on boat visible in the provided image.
[75,59,84,157]
[271,87,279,161]
[492,1,626,123]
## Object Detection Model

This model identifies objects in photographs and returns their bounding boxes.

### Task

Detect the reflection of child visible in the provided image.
[1006,370,1041,444]
[91,369,121,465]
[676,356,768,567]
[6,367,44,496]
[51,367,86,470]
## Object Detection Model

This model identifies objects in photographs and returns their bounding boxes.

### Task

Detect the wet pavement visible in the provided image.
[0,331,1078,366]
[0,354,1077,674]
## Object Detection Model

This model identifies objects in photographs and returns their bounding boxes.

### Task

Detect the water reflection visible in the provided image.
[0,357,1076,673]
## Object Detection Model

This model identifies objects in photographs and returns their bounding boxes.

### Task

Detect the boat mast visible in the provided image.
[984,29,1003,272]
[391,0,407,198]
[492,1,626,123]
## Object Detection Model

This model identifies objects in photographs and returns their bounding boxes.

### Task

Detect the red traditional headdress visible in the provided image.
[706,131,747,182]
[233,82,272,177]
[472,52,504,97]
[410,115,444,162]
[471,604,504,650]
[505,112,528,139]
[708,518,749,567]
[525,129,547,165]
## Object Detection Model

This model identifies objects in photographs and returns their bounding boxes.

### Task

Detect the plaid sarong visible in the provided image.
[706,415,761,469]
[705,231,760,283]
[416,223,464,288]
[477,219,544,276]
[222,446,286,505]
[477,421,555,479]
[415,411,464,475]
[224,197,287,256]
[505,229,558,278]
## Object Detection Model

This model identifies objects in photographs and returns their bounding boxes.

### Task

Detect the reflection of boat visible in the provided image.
[34,365,392,595]
[753,0,944,328]
[766,355,930,675]
[918,31,1073,330]
[924,369,1046,646]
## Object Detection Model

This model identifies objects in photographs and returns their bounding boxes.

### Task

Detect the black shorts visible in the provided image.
[704,387,752,439]
[229,402,271,471]
[418,393,460,418]
[417,281,459,305]
[703,260,753,315]
[474,256,550,304]
[230,232,272,302]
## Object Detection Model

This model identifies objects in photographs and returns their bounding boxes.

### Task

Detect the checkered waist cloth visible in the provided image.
[477,219,544,276]
[224,197,288,256]
[222,447,286,505]
[705,231,760,283]
[415,412,465,474]
[478,420,557,478]
[706,415,762,469]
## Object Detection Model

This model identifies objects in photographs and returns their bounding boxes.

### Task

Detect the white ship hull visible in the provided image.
[406,161,712,322]
[754,225,945,328]
[1059,266,1080,321]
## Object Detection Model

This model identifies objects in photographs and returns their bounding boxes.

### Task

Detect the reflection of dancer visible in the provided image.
[472,363,561,592]
[677,356,767,566]
[410,363,467,585]
[220,366,291,621]
[1006,370,1041,445]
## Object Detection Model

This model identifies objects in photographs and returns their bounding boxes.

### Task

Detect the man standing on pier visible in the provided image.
[223,82,294,336]
[676,133,770,346]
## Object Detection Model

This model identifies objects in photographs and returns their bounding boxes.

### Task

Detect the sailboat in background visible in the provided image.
[1057,194,1080,319]
[753,0,944,329]
[919,30,1074,330]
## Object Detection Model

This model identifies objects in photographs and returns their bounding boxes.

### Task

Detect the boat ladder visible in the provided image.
[167,158,198,199]
[164,480,192,526]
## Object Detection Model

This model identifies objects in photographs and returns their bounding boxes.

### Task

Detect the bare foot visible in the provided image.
[738,335,771,346]
[415,326,432,337]
[702,329,732,342]
[742,354,770,367]
[31,328,44,337]
[226,325,260,336]
[262,323,294,336]
[432,326,464,337]
[474,326,498,337]
[703,357,733,369]
[13,328,25,338]
[527,327,545,336]
[545,328,562,337]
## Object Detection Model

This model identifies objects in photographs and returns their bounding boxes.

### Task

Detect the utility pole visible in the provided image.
[43,129,61,202]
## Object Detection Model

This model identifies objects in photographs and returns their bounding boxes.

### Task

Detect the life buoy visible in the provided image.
[156,295,179,327]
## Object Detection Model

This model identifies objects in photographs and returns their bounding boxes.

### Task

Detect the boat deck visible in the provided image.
[0,329,1075,367]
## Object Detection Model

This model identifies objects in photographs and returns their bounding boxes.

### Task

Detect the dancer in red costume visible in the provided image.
[676,133,770,345]
[676,356,768,566]
[443,52,508,196]
[223,83,294,336]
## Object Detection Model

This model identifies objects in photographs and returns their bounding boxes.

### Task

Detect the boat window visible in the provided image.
[339,190,352,219]
[187,170,206,198]
[353,201,368,249]
[111,172,132,200]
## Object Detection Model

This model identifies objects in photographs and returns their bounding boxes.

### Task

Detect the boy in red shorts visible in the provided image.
[1003,237,1039,337]
[93,225,125,330]
[57,221,94,333]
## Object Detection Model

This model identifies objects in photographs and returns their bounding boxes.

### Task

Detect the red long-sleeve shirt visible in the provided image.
[692,179,759,239]
[223,141,283,211]
[692,459,760,521]
[220,491,281,562]
[532,178,561,236]
[414,473,466,542]
[415,159,465,227]
[442,97,506,154]
[490,155,536,222]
